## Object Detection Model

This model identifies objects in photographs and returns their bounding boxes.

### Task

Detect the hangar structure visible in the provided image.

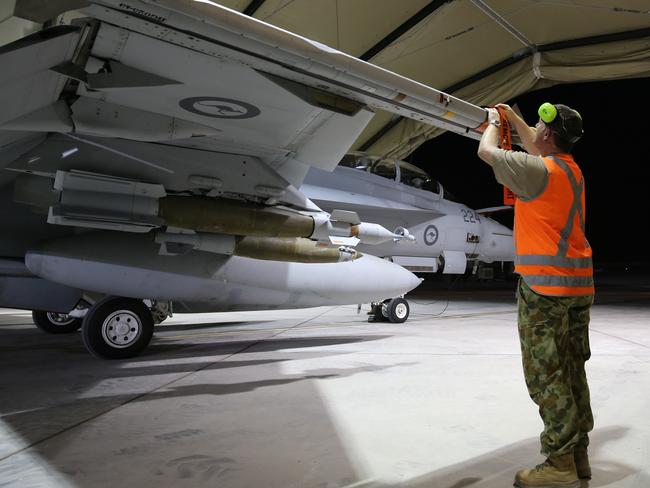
[201,0,650,158]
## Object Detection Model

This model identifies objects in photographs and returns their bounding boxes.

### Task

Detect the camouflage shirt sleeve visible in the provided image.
[487,148,548,200]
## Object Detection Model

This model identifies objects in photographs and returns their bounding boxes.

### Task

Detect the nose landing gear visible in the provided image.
[368,297,410,323]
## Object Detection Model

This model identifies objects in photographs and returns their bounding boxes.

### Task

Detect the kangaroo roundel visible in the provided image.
[179,97,261,119]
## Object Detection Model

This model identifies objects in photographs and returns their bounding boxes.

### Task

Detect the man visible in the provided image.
[477,103,594,488]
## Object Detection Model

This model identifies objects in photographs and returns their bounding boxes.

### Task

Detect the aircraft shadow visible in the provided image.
[154,319,271,332]
[0,358,415,465]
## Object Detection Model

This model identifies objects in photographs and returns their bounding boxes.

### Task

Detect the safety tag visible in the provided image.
[503,186,516,205]
[496,106,516,206]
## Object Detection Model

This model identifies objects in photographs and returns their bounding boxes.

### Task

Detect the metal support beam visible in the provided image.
[243,0,266,17]
[447,27,650,93]
[469,0,535,50]
[360,0,450,61]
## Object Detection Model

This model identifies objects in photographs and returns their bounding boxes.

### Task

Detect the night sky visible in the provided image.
[412,77,650,265]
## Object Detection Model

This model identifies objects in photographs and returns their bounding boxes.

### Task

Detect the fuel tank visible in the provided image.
[25,232,421,311]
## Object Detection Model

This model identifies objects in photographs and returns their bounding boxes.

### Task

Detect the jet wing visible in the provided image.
[2,0,489,195]
[0,25,81,188]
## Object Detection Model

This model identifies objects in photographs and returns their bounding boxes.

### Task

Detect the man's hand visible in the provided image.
[495,103,517,123]
[487,107,501,126]
[495,103,541,155]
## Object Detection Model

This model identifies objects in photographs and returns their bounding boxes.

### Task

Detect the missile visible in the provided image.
[159,196,407,246]
[43,170,408,248]
[154,232,360,263]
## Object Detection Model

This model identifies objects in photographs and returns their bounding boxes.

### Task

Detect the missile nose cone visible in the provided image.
[357,254,422,299]
[400,264,424,291]
[412,273,424,289]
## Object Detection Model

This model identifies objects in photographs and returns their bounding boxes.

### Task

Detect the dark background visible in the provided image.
[412,77,650,268]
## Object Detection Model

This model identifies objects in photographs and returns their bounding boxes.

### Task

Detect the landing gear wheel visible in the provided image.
[382,298,410,323]
[81,297,154,359]
[32,311,82,334]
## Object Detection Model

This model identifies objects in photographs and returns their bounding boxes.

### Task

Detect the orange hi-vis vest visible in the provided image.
[514,153,594,296]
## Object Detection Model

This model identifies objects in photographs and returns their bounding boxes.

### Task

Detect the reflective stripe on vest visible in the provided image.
[516,254,592,268]
[552,156,588,258]
[524,274,594,288]
[515,155,594,296]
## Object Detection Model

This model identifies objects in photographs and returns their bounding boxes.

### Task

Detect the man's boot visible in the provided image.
[574,448,591,479]
[513,452,580,488]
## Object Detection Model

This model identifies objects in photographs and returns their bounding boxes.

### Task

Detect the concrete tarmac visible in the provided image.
[0,280,649,487]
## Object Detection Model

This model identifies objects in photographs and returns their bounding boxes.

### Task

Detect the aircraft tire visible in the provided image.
[384,298,410,323]
[81,297,154,359]
[32,311,82,334]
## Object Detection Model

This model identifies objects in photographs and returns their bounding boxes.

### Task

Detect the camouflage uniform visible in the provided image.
[517,278,594,457]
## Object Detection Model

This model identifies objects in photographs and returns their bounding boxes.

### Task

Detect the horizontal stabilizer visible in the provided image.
[476,206,513,215]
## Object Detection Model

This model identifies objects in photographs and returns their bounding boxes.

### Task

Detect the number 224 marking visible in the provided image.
[462,210,480,223]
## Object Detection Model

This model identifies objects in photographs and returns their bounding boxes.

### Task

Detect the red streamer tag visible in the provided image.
[503,186,516,205]
[496,106,516,206]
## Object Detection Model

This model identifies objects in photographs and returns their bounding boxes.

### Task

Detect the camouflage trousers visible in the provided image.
[517,278,594,457]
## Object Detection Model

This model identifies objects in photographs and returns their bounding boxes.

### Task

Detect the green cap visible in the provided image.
[538,103,584,144]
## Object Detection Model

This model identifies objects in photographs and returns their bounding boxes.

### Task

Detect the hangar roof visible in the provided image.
[218,0,650,159]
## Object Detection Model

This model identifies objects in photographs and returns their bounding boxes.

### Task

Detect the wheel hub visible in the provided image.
[395,303,408,319]
[101,310,142,348]
[46,312,75,326]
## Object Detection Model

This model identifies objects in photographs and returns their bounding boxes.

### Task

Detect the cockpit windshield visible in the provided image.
[397,161,441,194]
[338,153,372,170]
[338,152,441,195]
[338,153,396,180]
[370,159,397,180]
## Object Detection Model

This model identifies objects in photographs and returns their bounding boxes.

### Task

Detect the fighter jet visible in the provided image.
[0,0,491,359]
[302,152,515,278]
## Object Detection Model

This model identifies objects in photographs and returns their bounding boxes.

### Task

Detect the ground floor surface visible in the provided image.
[1,280,648,487]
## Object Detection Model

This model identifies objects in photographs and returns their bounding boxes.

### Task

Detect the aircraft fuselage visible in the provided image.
[302,156,515,274]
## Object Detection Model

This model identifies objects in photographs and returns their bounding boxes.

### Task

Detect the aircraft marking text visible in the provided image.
[462,209,481,223]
